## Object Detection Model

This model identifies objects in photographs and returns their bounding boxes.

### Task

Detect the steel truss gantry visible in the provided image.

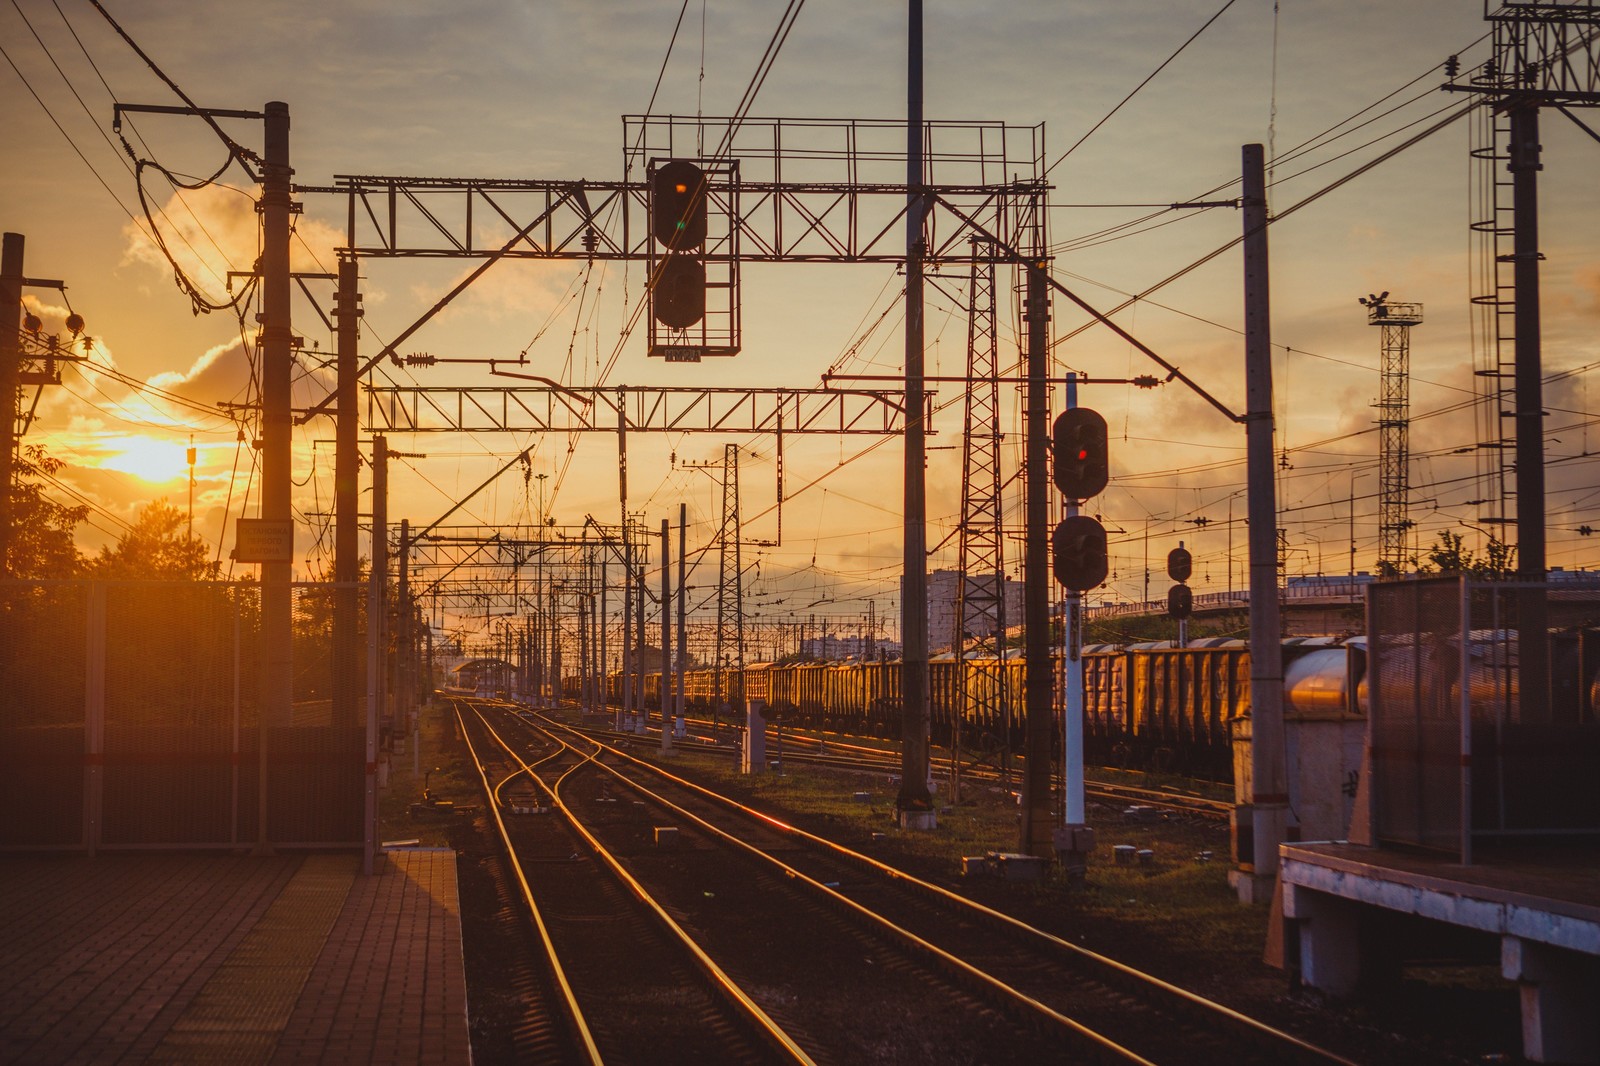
[362,384,928,436]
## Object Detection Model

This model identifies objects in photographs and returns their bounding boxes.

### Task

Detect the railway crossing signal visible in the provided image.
[650,160,708,330]
[1051,407,1108,500]
[1052,514,1108,592]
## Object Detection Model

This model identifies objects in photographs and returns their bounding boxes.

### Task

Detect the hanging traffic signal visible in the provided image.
[1052,515,1108,592]
[653,255,706,330]
[1052,407,1109,500]
[651,160,707,252]
[651,160,708,332]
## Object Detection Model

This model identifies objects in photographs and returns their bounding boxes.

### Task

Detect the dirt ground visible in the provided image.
[394,703,1530,1065]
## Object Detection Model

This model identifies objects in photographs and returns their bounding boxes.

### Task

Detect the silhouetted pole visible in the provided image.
[1510,100,1549,721]
[1240,143,1288,903]
[1021,261,1053,857]
[364,434,387,875]
[0,233,22,580]
[333,255,361,730]
[898,0,934,825]
[676,502,687,737]
[660,518,672,754]
[259,101,294,853]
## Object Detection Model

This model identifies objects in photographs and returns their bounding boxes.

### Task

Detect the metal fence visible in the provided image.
[1367,575,1600,861]
[0,579,368,852]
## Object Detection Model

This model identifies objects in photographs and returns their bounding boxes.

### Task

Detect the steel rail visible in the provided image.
[462,703,817,1066]
[534,708,1358,1066]
[449,698,603,1065]
[519,711,1159,1065]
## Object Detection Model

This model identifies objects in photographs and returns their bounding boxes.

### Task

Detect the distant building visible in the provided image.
[910,569,1024,652]
[800,634,902,660]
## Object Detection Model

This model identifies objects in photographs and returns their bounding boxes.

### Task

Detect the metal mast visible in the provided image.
[713,444,744,728]
[1362,295,1423,574]
[951,240,1007,798]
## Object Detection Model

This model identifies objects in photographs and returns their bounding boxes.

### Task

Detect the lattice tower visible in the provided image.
[1365,298,1423,573]
[713,443,744,709]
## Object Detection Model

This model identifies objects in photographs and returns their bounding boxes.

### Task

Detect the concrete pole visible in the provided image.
[364,434,387,876]
[1510,101,1549,721]
[620,538,632,730]
[333,256,361,730]
[0,233,22,580]
[398,518,411,747]
[897,0,934,826]
[1021,261,1053,858]
[660,518,672,752]
[1240,143,1288,904]
[618,388,631,729]
[635,555,647,734]
[676,502,688,737]
[258,101,294,854]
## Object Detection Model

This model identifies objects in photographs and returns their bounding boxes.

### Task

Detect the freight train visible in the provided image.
[576,637,1368,782]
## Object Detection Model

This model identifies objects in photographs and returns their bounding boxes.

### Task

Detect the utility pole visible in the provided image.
[898,0,934,828]
[0,233,23,579]
[660,518,672,753]
[398,518,412,757]
[1020,258,1053,858]
[364,433,387,876]
[259,101,295,853]
[334,255,362,730]
[676,502,688,738]
[1238,143,1288,904]
[1509,100,1549,720]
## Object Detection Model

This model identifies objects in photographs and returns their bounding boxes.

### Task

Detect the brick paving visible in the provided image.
[0,849,470,1064]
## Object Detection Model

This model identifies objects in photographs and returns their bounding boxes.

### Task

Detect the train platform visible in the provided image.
[0,848,471,1065]
[1281,841,1600,1064]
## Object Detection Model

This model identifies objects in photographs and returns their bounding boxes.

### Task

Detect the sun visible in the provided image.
[99,437,191,483]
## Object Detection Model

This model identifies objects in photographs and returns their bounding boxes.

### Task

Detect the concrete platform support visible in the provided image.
[1283,883,1365,997]
[1503,937,1600,1064]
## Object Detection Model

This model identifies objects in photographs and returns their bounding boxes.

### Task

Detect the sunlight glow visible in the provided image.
[98,437,191,483]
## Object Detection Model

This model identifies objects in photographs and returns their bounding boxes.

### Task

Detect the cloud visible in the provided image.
[121,185,344,306]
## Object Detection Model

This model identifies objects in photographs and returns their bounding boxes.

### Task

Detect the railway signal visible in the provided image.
[1052,514,1108,592]
[1051,407,1108,500]
[1166,544,1192,583]
[1166,583,1193,620]
[650,160,708,330]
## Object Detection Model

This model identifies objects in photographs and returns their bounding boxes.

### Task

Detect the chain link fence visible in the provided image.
[1367,575,1600,860]
[1,579,368,851]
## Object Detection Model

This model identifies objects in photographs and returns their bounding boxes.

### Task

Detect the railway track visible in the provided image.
[473,701,1355,1066]
[452,697,802,1065]
[581,712,1233,821]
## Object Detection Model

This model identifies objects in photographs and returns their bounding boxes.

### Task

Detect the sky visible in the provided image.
[3,0,1598,651]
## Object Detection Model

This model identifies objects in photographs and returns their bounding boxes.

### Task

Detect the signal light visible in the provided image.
[651,160,707,251]
[1166,584,1193,620]
[653,255,706,330]
[1052,515,1108,592]
[650,159,708,332]
[1166,545,1192,583]
[1052,407,1109,500]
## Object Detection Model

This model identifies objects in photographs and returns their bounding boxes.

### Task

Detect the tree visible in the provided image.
[89,499,219,579]
[4,444,86,578]
[1418,528,1515,579]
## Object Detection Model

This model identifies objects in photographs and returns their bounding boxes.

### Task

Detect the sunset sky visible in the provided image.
[4,1,1598,646]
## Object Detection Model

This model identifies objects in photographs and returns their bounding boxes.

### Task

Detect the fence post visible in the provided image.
[83,582,106,856]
